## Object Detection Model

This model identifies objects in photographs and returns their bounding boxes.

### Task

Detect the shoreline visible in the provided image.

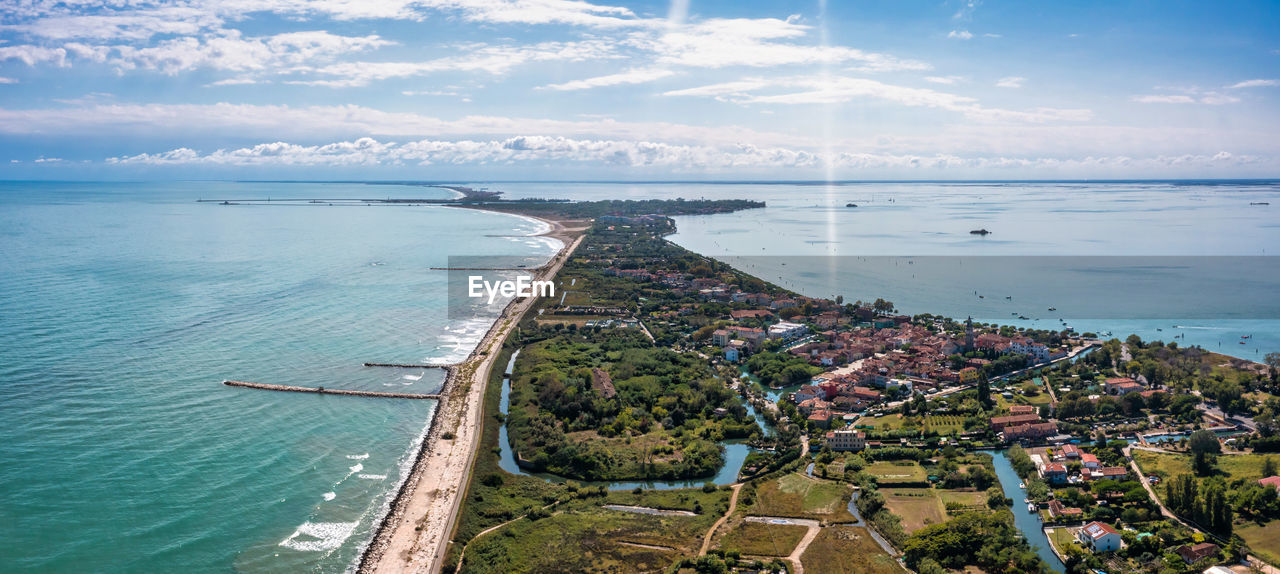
[356,209,586,574]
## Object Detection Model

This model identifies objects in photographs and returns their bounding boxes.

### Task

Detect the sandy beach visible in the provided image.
[357,211,587,574]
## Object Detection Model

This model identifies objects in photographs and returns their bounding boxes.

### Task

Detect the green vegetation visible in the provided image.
[865,460,929,486]
[507,328,754,480]
[745,352,822,387]
[902,511,1049,574]
[716,521,807,557]
[881,488,947,532]
[799,526,902,574]
[747,473,856,521]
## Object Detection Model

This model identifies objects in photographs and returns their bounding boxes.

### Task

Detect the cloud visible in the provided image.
[947,30,973,40]
[541,68,677,90]
[924,75,965,85]
[1229,79,1278,89]
[651,18,930,71]
[0,77,17,84]
[102,136,1267,173]
[0,45,68,66]
[983,33,1001,38]
[34,156,63,163]
[286,40,619,87]
[666,75,1088,123]
[1131,92,1239,105]
[995,76,1024,88]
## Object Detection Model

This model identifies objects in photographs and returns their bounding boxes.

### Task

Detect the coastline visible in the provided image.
[356,209,586,574]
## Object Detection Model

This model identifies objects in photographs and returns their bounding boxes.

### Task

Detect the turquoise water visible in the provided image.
[0,182,558,573]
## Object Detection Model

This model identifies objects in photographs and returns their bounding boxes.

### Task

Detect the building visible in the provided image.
[1077,521,1122,552]
[825,429,866,452]
[990,414,1042,432]
[712,329,732,347]
[1104,377,1144,395]
[1048,499,1083,520]
[1092,466,1130,481]
[1060,444,1082,459]
[724,344,741,363]
[1005,421,1057,442]
[1081,453,1100,470]
[1009,405,1037,415]
[1041,462,1068,485]
[1260,476,1280,491]
[768,321,808,340]
[1175,542,1220,565]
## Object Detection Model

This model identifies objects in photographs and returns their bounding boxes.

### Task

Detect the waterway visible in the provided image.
[496,350,756,489]
[989,450,1067,573]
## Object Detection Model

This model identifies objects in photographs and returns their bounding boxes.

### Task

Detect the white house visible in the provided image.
[1077,521,1122,552]
[824,429,866,452]
[767,321,808,340]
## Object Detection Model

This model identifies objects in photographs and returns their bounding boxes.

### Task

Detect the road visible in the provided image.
[699,483,743,555]
[1123,445,1280,574]
[743,516,822,574]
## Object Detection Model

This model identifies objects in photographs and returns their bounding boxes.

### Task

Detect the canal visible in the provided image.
[989,450,1067,573]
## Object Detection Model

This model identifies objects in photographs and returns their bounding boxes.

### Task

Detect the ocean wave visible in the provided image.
[323,492,336,501]
[401,374,422,381]
[346,453,370,460]
[358,474,388,480]
[279,521,359,552]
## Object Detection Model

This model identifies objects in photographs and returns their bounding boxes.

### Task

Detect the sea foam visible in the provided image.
[279,521,359,552]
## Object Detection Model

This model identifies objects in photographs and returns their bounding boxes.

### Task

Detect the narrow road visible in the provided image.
[699,483,743,555]
[1123,446,1280,574]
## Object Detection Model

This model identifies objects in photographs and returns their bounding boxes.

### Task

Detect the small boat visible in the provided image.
[1028,503,1037,512]
[1023,497,1031,503]
[1240,341,1247,345]
[846,203,858,208]
[1006,296,1012,300]
[1048,307,1056,311]
[1018,481,1025,489]
[1251,202,1270,206]
[1243,335,1252,339]
[970,229,992,235]
[1156,328,1162,332]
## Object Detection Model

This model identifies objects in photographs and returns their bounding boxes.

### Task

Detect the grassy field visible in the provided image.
[1048,526,1081,556]
[749,473,856,522]
[460,501,718,574]
[1238,522,1280,567]
[716,520,808,557]
[866,461,929,485]
[937,489,988,515]
[1133,450,1274,486]
[859,414,909,430]
[799,525,903,574]
[881,488,947,532]
[924,414,965,436]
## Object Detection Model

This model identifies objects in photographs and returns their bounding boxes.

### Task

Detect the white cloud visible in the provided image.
[924,75,965,85]
[102,136,1267,173]
[0,77,17,84]
[983,33,1001,38]
[947,30,973,40]
[34,156,63,162]
[0,45,68,66]
[287,40,619,87]
[541,68,676,91]
[666,75,1088,123]
[1229,79,1278,89]
[206,77,261,86]
[1131,94,1196,104]
[651,18,930,72]
[995,76,1024,88]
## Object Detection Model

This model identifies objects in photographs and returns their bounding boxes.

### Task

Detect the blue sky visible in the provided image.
[0,0,1277,179]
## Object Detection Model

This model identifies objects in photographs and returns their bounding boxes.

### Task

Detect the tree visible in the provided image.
[1189,430,1222,456]
[1264,456,1277,478]
[976,375,992,408]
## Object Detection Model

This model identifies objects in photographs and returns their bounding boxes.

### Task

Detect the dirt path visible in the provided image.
[362,221,584,574]
[699,483,742,555]
[743,517,821,574]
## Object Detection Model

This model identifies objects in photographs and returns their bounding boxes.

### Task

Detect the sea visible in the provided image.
[1,180,1277,573]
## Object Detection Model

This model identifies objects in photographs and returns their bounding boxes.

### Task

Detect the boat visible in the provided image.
[1023,497,1031,503]
[1240,341,1247,345]
[1018,481,1025,489]
[846,202,858,207]
[1048,307,1056,311]
[1243,335,1252,339]
[1028,503,1038,512]
[1251,202,1270,206]
[970,229,992,235]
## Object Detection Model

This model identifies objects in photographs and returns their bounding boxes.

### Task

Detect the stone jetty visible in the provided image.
[363,362,452,369]
[222,380,439,399]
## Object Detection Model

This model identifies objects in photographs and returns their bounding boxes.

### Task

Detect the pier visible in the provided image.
[363,362,453,369]
[222,380,440,399]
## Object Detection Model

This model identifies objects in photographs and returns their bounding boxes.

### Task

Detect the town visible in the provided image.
[448,208,1280,574]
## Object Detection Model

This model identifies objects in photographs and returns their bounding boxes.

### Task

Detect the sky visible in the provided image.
[0,0,1277,180]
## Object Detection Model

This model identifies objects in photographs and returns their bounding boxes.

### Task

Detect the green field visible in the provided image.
[866,461,929,485]
[1238,522,1280,567]
[859,414,909,430]
[881,488,947,532]
[1048,526,1081,556]
[717,520,808,557]
[937,489,988,515]
[749,473,856,522]
[1133,450,1273,485]
[799,525,903,574]
[924,415,966,436]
